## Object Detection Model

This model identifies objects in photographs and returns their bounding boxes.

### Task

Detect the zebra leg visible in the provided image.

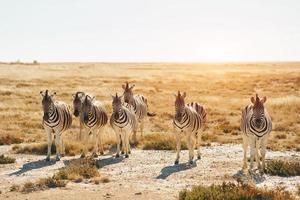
[187,135,195,165]
[256,138,261,170]
[78,120,83,141]
[196,132,201,159]
[242,134,248,170]
[132,129,138,144]
[54,132,61,161]
[98,129,104,155]
[260,136,268,172]
[124,132,129,158]
[81,129,88,158]
[249,137,256,170]
[115,131,121,158]
[140,119,144,138]
[174,132,181,165]
[121,135,125,154]
[46,129,52,161]
[92,130,99,158]
[60,137,65,157]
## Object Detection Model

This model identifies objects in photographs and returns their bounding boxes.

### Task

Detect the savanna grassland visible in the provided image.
[0,62,299,151]
[0,62,300,200]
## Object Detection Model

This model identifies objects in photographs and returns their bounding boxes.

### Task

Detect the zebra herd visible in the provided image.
[40,82,272,173]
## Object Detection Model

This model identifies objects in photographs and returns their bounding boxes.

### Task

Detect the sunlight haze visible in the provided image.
[0,0,299,62]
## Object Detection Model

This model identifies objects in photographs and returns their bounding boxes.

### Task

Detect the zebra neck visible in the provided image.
[48,106,59,123]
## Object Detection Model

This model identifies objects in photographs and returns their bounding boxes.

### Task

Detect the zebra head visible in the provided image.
[40,90,56,122]
[72,92,85,117]
[250,94,267,129]
[82,95,94,123]
[174,91,186,122]
[112,93,123,120]
[122,82,135,104]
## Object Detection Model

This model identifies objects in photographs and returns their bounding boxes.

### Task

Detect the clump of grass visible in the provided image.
[54,158,99,181]
[0,154,15,164]
[179,182,294,200]
[21,177,66,193]
[13,141,92,156]
[141,133,187,150]
[266,159,300,177]
[0,134,23,145]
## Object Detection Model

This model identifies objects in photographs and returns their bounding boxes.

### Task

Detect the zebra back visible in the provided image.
[187,102,207,122]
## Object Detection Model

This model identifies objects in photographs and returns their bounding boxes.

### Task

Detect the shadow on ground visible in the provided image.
[156,162,197,179]
[96,156,124,168]
[233,169,266,185]
[9,159,57,176]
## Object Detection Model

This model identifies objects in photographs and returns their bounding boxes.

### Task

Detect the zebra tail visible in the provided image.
[147,112,156,117]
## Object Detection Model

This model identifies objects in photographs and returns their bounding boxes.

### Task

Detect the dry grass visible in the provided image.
[54,158,100,181]
[179,182,294,200]
[12,141,99,156]
[21,177,66,193]
[0,134,23,145]
[0,154,15,164]
[266,158,300,177]
[0,63,299,151]
[11,158,101,193]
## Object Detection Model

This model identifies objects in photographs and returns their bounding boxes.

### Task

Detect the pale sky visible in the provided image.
[0,0,299,62]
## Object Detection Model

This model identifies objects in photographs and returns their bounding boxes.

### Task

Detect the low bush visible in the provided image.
[266,159,300,177]
[0,154,15,164]
[179,182,294,200]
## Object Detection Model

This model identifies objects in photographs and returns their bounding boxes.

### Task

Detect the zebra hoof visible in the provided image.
[46,157,50,162]
[121,151,125,154]
[189,160,193,165]
[128,150,131,154]
[80,154,86,158]
[116,154,120,158]
[125,154,129,158]
[197,155,201,160]
[174,160,179,165]
[56,156,61,161]
[100,151,104,155]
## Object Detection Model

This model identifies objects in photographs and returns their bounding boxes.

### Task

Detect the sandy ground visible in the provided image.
[0,144,299,200]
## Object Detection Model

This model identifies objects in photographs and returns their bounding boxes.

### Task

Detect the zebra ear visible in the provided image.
[261,96,267,103]
[182,92,186,98]
[72,94,76,98]
[40,91,44,97]
[251,96,255,104]
[51,92,56,97]
[129,84,135,90]
[122,84,126,90]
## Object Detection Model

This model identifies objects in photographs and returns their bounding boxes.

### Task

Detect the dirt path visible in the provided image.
[0,144,299,200]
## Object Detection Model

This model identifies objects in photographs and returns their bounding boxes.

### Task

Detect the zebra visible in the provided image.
[80,94,108,157]
[241,94,272,172]
[173,91,206,165]
[40,90,72,161]
[72,91,92,141]
[122,82,155,142]
[110,93,137,158]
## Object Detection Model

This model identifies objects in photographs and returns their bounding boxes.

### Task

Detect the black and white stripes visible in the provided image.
[110,93,137,158]
[122,82,155,142]
[241,94,272,172]
[173,91,206,165]
[40,90,72,161]
[80,94,108,156]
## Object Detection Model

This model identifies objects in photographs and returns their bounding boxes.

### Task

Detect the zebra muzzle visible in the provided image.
[43,113,49,121]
